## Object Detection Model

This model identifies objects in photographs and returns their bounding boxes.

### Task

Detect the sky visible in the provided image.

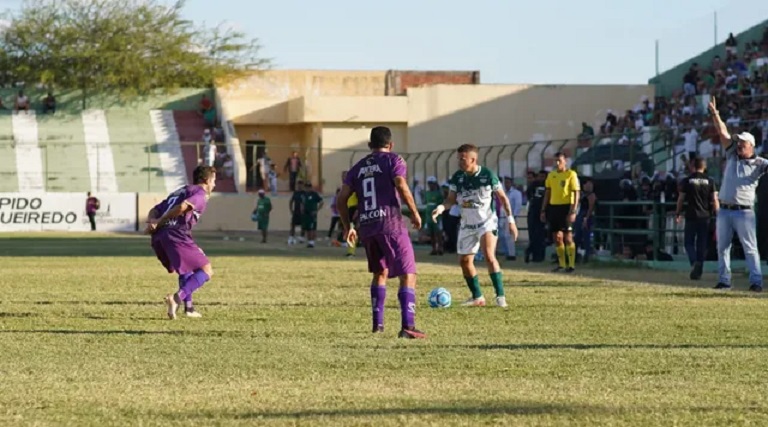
[3,0,768,85]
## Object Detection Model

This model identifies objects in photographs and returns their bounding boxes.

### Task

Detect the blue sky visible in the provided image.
[4,0,768,84]
[178,0,768,84]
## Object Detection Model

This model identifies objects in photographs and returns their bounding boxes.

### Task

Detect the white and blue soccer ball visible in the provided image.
[428,287,452,308]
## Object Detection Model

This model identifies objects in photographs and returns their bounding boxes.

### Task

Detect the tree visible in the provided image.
[0,0,270,109]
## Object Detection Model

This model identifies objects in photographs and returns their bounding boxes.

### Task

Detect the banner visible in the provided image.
[0,193,136,232]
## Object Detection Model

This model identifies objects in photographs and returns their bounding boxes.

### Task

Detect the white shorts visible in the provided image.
[457,221,498,255]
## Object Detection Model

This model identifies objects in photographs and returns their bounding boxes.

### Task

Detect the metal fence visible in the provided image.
[346,129,683,186]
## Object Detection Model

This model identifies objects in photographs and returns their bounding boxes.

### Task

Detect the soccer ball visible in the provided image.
[428,287,451,308]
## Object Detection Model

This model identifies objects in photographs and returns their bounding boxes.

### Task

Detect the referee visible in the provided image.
[674,156,718,280]
[540,152,580,273]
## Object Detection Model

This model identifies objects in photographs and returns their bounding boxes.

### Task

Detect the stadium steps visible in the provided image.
[172,110,236,193]
[11,112,44,192]
[106,110,167,193]
[36,113,89,192]
[149,110,188,193]
[172,111,204,184]
[0,113,17,192]
[82,110,119,193]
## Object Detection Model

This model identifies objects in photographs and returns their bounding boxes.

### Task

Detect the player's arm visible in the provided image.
[494,187,513,220]
[394,176,422,229]
[432,190,456,221]
[569,173,580,216]
[337,184,353,232]
[156,200,194,225]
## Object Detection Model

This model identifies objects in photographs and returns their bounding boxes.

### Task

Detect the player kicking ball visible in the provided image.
[432,144,518,308]
[337,126,426,339]
[145,166,217,320]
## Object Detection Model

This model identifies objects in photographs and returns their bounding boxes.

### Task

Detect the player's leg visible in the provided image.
[164,241,213,319]
[480,230,507,308]
[306,216,317,248]
[363,236,387,333]
[458,228,485,306]
[563,218,576,271]
[384,229,425,339]
[177,272,199,316]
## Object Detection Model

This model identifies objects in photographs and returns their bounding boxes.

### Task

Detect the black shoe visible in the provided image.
[714,282,731,290]
[565,267,575,273]
[552,266,564,273]
[690,262,703,280]
[749,284,763,293]
[372,325,384,333]
[398,327,427,339]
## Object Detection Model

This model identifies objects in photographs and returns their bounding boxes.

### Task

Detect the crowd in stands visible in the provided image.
[0,90,56,114]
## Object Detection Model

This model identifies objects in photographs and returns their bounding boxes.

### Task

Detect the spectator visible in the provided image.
[284,151,303,191]
[85,192,100,231]
[43,92,55,114]
[268,163,278,195]
[14,90,29,113]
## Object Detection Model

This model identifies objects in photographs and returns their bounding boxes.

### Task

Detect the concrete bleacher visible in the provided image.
[106,109,168,193]
[173,110,237,193]
[649,19,768,96]
[0,114,16,192]
[36,113,90,192]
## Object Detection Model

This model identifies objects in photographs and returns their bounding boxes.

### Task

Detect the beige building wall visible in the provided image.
[217,70,389,124]
[320,124,408,192]
[215,70,655,194]
[407,84,655,150]
[405,84,654,180]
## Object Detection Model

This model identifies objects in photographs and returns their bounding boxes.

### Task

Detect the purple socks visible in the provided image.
[371,282,386,330]
[177,270,210,304]
[398,287,416,330]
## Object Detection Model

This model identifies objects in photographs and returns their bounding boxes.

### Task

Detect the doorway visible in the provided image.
[245,140,266,191]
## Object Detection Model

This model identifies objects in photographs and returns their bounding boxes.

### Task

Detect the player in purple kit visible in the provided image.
[336,126,426,339]
[145,166,217,320]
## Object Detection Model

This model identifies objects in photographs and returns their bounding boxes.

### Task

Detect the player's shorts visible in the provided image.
[457,219,498,255]
[151,231,209,275]
[302,214,318,231]
[546,204,573,233]
[291,213,302,227]
[257,218,269,231]
[362,228,417,278]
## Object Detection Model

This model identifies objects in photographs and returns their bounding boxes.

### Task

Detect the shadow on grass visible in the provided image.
[147,401,605,420]
[448,343,768,351]
[0,234,367,260]
[24,300,366,309]
[0,329,255,337]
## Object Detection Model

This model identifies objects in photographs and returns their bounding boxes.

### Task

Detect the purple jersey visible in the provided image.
[152,185,208,236]
[345,152,408,239]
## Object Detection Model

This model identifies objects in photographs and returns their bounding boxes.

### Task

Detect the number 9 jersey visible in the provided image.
[344,152,408,240]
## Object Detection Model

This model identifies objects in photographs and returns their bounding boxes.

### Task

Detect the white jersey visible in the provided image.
[448,166,501,228]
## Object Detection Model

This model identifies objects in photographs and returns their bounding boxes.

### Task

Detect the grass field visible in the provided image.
[2,232,768,426]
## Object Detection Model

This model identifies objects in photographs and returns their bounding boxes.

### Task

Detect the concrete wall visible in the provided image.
[138,193,335,232]
[321,123,408,192]
[406,84,655,151]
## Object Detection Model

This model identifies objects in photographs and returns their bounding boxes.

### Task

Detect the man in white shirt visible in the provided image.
[499,176,523,261]
[683,126,699,163]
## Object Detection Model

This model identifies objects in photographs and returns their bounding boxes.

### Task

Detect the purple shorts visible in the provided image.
[362,229,416,278]
[151,232,209,275]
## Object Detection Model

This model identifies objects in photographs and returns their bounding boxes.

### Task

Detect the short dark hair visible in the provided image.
[192,166,216,184]
[457,144,479,154]
[554,151,566,159]
[693,156,706,170]
[369,126,392,149]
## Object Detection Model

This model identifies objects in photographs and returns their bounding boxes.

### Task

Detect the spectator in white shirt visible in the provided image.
[683,126,699,161]
[499,176,523,261]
